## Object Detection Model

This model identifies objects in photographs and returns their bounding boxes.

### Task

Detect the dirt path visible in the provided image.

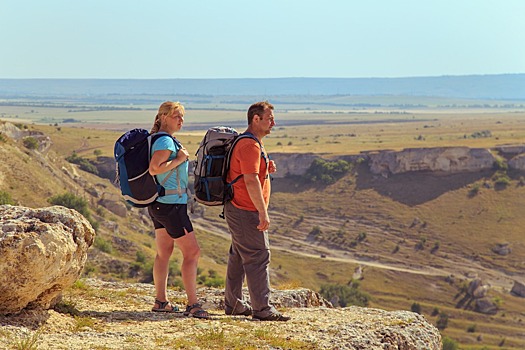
[192,212,515,291]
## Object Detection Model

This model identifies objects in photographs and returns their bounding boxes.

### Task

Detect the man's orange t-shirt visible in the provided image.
[227,137,270,211]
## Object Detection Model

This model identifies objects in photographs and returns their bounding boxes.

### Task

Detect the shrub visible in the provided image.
[492,157,508,171]
[410,302,421,314]
[48,192,98,230]
[136,250,147,263]
[48,192,90,217]
[468,183,480,196]
[471,130,492,138]
[319,281,370,307]
[431,307,440,316]
[492,171,511,187]
[94,236,113,254]
[442,336,459,350]
[66,152,99,175]
[304,158,352,184]
[436,312,449,330]
[308,225,322,239]
[0,191,15,205]
[23,136,39,150]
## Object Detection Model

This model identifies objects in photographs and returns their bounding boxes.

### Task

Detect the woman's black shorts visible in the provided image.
[147,202,193,239]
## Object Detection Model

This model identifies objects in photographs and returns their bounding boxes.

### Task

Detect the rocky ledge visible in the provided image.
[0,279,441,350]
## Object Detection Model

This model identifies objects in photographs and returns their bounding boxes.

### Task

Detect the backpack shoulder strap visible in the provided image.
[225,132,269,185]
[149,132,182,193]
[238,132,268,163]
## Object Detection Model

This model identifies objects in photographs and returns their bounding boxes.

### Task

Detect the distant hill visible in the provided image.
[1,74,524,100]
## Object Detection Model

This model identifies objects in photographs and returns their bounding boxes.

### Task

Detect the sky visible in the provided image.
[1,0,524,79]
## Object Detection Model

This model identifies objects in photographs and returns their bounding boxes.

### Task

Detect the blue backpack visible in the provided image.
[114,128,182,207]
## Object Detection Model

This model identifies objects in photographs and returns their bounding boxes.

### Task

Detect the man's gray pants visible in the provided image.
[224,201,276,318]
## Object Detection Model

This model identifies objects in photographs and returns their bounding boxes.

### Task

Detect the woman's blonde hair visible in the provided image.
[150,101,185,133]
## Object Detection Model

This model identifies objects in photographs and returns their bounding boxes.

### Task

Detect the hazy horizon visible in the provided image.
[1,75,524,100]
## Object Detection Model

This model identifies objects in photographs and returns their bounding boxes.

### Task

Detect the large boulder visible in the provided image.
[475,298,498,315]
[0,205,95,314]
[511,280,525,297]
[467,278,490,299]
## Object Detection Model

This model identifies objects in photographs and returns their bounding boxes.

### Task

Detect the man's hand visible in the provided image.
[268,160,277,174]
[257,211,270,231]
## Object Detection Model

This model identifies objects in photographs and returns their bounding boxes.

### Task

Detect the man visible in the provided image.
[224,101,290,321]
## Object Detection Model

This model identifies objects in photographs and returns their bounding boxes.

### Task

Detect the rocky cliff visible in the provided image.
[268,145,525,180]
[366,147,496,176]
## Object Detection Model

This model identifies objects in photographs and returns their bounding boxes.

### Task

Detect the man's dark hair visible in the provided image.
[247,101,274,125]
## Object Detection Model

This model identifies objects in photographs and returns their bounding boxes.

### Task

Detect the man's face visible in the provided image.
[256,109,275,136]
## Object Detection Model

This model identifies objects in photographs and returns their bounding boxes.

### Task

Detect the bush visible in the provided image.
[492,157,508,171]
[197,269,225,288]
[48,192,90,218]
[94,236,113,254]
[468,183,480,196]
[304,158,352,185]
[410,302,421,314]
[0,191,15,205]
[66,152,99,175]
[442,336,459,350]
[492,171,511,187]
[23,136,39,150]
[436,312,449,330]
[319,281,370,307]
[471,130,492,139]
[48,192,98,230]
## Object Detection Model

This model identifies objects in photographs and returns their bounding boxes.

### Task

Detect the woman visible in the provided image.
[147,101,208,319]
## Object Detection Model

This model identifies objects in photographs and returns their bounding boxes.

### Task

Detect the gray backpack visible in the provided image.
[193,126,264,206]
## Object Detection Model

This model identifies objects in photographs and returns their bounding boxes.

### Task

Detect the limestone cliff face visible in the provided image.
[508,153,525,171]
[366,147,495,176]
[266,153,319,178]
[0,205,95,314]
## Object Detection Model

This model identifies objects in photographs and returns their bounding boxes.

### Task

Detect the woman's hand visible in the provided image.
[177,147,190,162]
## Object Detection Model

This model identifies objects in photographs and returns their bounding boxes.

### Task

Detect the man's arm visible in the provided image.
[243,173,270,231]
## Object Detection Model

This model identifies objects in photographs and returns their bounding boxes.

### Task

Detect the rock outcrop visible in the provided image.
[511,280,525,297]
[0,278,441,350]
[268,152,319,178]
[0,205,95,314]
[0,121,52,152]
[367,147,495,176]
[508,153,525,171]
[492,242,511,256]
[465,278,498,315]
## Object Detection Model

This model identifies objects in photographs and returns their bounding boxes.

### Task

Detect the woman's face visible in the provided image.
[166,110,184,131]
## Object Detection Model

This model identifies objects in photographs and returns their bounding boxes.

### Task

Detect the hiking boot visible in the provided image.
[225,306,252,316]
[252,312,291,322]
